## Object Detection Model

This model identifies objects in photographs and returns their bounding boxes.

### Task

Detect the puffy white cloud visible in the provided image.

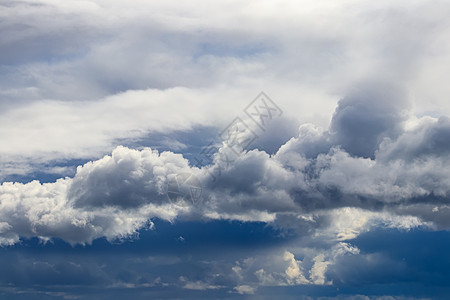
[0,146,194,245]
[68,146,194,208]
[228,241,361,290]
[283,250,309,285]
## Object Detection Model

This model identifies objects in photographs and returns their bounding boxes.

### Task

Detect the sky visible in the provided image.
[1,0,450,299]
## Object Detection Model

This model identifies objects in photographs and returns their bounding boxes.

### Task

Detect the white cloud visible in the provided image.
[310,253,331,285]
[0,146,193,245]
[182,281,224,291]
[3,0,450,178]
[312,207,425,242]
[283,250,309,285]
[233,284,256,295]
[230,241,361,289]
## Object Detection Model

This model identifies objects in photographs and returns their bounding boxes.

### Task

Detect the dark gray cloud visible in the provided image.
[377,116,450,161]
[329,81,410,158]
[274,81,411,160]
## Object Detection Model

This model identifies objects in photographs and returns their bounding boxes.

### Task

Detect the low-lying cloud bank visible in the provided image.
[1,89,449,247]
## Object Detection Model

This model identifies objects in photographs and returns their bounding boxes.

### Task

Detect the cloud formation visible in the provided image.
[2,1,450,297]
[3,0,450,180]
[1,83,449,247]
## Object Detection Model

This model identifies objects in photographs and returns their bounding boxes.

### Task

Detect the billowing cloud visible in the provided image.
[1,86,449,247]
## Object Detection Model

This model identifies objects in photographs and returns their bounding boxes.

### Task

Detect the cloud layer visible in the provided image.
[2,1,450,297]
[1,85,449,247]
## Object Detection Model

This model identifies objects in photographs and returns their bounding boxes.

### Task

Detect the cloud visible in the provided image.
[0,147,195,245]
[377,115,450,161]
[225,240,361,292]
[3,1,450,298]
[233,284,256,295]
[329,81,410,158]
[68,146,194,208]
[2,0,448,104]
[3,84,450,246]
[3,0,450,187]
[283,250,309,285]
[0,219,447,299]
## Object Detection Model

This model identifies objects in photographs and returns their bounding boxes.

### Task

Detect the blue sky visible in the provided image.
[1,0,450,299]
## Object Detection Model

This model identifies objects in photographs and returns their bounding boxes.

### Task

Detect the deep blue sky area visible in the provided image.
[1,222,450,299]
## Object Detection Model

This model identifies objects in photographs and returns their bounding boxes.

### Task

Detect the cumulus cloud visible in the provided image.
[0,147,193,245]
[329,81,410,158]
[2,83,450,247]
[226,240,361,293]
[283,250,309,285]
[68,146,195,208]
